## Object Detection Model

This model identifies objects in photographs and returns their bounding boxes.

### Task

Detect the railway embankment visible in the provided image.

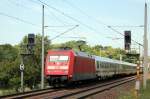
[119,73,150,99]
[87,77,135,99]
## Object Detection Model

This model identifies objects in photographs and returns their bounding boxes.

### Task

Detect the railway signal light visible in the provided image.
[28,34,35,46]
[27,34,35,54]
[124,31,131,51]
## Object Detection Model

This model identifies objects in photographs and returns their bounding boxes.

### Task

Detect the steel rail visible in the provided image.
[0,87,60,99]
[55,76,136,99]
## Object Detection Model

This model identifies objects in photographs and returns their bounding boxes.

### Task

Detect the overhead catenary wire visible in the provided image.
[45,8,71,26]
[64,0,144,47]
[108,25,144,28]
[63,0,107,27]
[65,1,143,29]
[60,36,86,39]
[0,12,39,27]
[50,25,79,40]
[32,0,143,48]
[29,0,81,29]
[7,0,32,11]
[9,0,71,27]
[5,0,76,30]
[107,26,143,47]
[36,0,105,36]
[45,25,79,28]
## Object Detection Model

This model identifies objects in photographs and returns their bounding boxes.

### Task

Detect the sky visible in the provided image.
[0,0,149,54]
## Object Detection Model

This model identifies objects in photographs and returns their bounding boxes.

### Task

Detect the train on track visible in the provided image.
[45,49,137,86]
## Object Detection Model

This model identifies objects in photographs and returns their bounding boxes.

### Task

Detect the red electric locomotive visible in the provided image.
[45,50,96,86]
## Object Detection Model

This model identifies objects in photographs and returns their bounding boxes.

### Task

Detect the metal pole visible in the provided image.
[139,45,140,58]
[143,2,148,88]
[20,55,24,92]
[41,5,44,89]
[21,70,24,92]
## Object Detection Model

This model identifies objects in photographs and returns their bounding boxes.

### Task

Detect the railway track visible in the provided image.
[54,76,136,99]
[0,88,60,99]
[58,76,135,99]
[0,76,136,99]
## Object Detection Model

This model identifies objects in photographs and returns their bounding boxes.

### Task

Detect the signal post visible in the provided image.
[19,33,35,92]
[135,61,140,99]
[20,56,24,92]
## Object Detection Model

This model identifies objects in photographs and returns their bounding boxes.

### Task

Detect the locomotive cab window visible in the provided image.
[49,55,69,62]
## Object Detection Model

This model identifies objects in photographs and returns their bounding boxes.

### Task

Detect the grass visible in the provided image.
[139,80,150,99]
[0,88,17,96]
[0,86,39,96]
[119,80,150,99]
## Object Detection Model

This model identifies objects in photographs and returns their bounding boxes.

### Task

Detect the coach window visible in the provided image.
[100,62,102,68]
[103,62,105,68]
[109,63,110,68]
[102,62,104,68]
[106,63,108,68]
[104,62,105,68]
[104,63,107,68]
[109,63,113,68]
[97,61,99,68]
[104,62,106,68]
[101,62,103,68]
[112,63,115,69]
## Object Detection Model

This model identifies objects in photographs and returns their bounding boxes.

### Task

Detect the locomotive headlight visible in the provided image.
[69,75,72,77]
[47,70,51,73]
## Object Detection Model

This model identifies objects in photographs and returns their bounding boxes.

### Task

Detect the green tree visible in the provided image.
[0,34,51,91]
[0,44,19,90]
